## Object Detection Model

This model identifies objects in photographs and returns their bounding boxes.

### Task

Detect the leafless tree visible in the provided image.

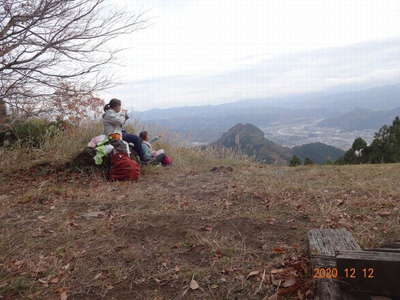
[0,0,145,118]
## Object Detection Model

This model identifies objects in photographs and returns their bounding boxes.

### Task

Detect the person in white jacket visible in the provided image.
[102,99,146,161]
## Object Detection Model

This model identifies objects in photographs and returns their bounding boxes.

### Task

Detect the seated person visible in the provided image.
[139,131,166,165]
[102,98,146,162]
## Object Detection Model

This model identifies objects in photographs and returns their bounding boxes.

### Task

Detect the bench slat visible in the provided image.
[308,229,361,300]
[336,250,400,297]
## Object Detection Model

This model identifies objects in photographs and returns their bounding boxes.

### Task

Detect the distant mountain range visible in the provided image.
[318,107,400,131]
[135,104,317,143]
[212,123,344,165]
[133,84,400,148]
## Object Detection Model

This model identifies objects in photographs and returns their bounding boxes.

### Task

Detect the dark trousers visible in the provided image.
[122,131,145,161]
[151,153,166,165]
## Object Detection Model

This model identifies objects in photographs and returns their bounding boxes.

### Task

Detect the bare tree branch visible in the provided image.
[0,0,146,118]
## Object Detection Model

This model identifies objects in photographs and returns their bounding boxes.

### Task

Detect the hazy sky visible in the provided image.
[103,0,400,111]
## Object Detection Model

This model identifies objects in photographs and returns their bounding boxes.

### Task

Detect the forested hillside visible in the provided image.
[292,143,344,164]
[340,116,400,164]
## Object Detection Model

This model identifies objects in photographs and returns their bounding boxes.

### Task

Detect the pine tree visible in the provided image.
[340,116,400,164]
[352,137,368,152]
[342,137,368,164]
[304,157,314,165]
[368,116,400,163]
[289,155,302,167]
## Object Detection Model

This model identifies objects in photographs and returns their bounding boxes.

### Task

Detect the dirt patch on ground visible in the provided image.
[115,215,194,244]
[213,217,297,249]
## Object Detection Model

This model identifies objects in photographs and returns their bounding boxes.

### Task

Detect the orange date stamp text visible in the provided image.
[313,267,375,279]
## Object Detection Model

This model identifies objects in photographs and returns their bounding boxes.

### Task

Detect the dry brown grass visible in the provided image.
[0,122,102,172]
[1,125,400,299]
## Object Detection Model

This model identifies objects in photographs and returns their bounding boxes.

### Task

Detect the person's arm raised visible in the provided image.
[122,109,130,121]
[149,136,161,144]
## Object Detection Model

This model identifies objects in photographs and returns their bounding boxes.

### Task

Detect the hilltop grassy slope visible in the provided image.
[0,128,399,299]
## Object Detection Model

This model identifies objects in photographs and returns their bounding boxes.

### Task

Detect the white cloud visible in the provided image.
[101,0,400,110]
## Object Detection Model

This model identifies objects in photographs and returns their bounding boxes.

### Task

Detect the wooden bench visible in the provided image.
[308,229,400,300]
[308,229,361,300]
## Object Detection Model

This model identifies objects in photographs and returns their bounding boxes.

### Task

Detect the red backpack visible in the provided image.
[109,152,140,181]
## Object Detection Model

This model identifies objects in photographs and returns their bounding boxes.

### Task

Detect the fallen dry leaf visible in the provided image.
[247,270,260,279]
[81,211,105,219]
[271,267,298,288]
[272,247,285,254]
[13,260,24,267]
[50,277,59,284]
[60,291,68,300]
[378,211,391,217]
[200,225,213,232]
[38,278,48,286]
[281,277,296,288]
[189,279,199,290]
[94,273,102,280]
[224,201,233,207]
[271,268,282,275]
[215,249,222,258]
